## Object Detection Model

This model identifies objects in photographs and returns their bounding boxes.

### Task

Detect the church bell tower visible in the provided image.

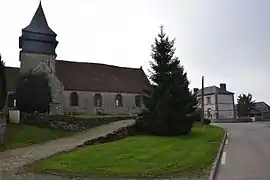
[19,2,58,74]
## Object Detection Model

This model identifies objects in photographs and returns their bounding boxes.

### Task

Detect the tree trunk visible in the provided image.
[0,111,7,145]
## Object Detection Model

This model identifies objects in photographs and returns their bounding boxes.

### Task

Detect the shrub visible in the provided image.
[134,112,144,133]
[191,108,201,122]
[16,72,51,113]
[203,118,211,125]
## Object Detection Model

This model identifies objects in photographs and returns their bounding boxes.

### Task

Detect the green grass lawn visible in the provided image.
[0,123,74,151]
[27,124,223,178]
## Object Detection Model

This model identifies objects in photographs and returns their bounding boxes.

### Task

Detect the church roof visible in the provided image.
[19,2,58,55]
[22,2,56,36]
[5,60,149,94]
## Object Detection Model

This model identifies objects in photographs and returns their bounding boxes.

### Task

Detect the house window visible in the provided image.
[70,92,78,107]
[94,93,102,107]
[135,95,141,107]
[115,94,123,107]
[207,108,212,118]
[207,97,211,105]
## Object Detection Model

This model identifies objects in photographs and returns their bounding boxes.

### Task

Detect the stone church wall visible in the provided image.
[5,90,144,115]
[63,91,144,115]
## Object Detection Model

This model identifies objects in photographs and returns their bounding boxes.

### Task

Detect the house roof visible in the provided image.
[250,102,270,114]
[5,60,150,94]
[196,86,234,96]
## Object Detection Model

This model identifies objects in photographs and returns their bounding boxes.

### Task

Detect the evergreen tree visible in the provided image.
[237,93,255,116]
[142,26,197,136]
[16,72,51,113]
[0,55,7,111]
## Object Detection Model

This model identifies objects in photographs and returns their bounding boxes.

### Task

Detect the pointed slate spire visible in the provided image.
[23,2,56,35]
[19,1,58,55]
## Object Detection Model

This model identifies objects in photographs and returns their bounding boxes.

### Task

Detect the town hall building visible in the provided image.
[5,2,149,115]
[194,83,236,121]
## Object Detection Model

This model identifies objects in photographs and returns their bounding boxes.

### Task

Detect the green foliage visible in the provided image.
[134,113,144,134]
[142,26,197,136]
[237,93,255,116]
[189,108,210,124]
[191,108,201,122]
[0,55,7,110]
[203,118,211,125]
[16,72,51,113]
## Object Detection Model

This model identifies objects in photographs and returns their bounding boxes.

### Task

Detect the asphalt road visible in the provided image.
[215,122,270,180]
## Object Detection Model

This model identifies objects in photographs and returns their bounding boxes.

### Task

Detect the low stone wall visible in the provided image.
[255,118,270,122]
[77,123,136,148]
[236,116,252,122]
[20,113,132,131]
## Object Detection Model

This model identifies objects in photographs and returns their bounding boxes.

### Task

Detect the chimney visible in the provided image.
[193,88,199,94]
[220,83,226,91]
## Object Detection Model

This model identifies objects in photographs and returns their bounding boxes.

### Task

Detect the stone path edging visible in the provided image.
[208,127,227,180]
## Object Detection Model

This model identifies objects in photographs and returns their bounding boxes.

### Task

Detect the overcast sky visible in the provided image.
[0,0,269,103]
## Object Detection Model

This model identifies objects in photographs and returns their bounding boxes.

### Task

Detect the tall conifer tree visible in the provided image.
[143,26,197,136]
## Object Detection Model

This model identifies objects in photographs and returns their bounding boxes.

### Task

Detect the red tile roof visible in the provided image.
[5,60,150,93]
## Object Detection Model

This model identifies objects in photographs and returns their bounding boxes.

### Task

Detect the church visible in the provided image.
[5,2,149,115]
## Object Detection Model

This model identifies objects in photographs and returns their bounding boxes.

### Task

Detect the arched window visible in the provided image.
[135,95,141,107]
[70,92,78,107]
[115,94,122,107]
[94,93,102,107]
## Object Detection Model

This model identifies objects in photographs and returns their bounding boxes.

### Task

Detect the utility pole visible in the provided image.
[201,76,204,125]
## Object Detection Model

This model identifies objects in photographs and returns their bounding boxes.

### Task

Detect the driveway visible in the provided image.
[215,122,270,180]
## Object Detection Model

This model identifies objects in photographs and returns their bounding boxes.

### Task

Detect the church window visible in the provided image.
[115,94,123,107]
[70,92,79,107]
[135,95,141,107]
[94,93,102,107]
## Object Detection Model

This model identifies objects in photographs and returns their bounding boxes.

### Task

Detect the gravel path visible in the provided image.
[0,120,135,179]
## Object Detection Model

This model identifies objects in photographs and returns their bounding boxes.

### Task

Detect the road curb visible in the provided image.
[208,128,227,180]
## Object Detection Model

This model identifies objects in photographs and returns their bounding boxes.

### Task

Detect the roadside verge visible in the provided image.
[208,127,227,180]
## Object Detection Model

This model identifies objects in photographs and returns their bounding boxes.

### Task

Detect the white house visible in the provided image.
[194,83,236,122]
